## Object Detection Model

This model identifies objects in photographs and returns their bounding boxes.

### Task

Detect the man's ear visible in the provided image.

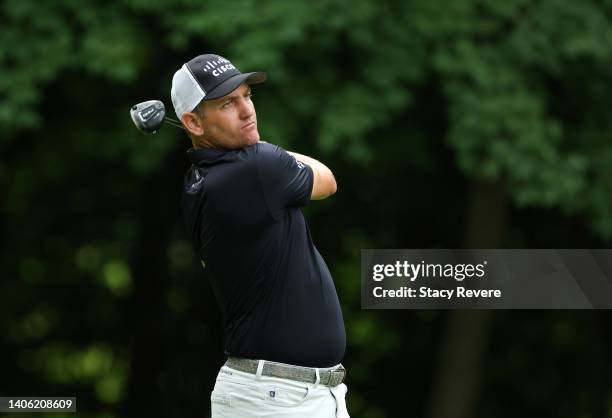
[181,112,205,137]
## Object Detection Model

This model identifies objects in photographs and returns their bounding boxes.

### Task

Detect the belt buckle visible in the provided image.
[328,366,346,386]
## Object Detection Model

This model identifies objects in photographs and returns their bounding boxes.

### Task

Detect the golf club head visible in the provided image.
[130,100,168,135]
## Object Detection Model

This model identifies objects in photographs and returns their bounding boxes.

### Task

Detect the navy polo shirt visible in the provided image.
[181,141,346,367]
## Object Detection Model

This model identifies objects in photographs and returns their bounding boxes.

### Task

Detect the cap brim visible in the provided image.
[203,71,267,101]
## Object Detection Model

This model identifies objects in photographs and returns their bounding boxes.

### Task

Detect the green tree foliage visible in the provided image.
[3,0,612,235]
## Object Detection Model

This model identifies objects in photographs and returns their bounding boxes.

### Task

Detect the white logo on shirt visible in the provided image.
[190,177,205,190]
[190,171,206,191]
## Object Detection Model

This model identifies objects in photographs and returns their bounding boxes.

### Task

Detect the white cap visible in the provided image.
[170,64,207,120]
[170,54,267,120]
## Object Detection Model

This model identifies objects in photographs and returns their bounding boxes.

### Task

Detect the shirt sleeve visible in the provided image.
[255,142,314,212]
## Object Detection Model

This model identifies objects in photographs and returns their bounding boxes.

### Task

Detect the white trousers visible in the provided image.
[210,361,350,417]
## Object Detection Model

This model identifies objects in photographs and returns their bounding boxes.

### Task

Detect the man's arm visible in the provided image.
[286,151,337,200]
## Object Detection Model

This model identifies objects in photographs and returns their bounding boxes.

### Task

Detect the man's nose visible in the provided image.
[238,97,254,119]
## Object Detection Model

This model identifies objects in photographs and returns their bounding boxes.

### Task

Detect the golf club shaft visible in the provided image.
[164,117,185,130]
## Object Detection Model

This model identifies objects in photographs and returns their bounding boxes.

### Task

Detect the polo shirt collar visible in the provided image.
[187,147,230,164]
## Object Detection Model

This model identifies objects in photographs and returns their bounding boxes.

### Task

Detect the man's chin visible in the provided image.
[246,135,260,145]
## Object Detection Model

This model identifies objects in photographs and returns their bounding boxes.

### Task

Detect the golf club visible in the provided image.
[130,100,185,135]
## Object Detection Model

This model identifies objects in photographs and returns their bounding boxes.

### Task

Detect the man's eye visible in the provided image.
[222,101,231,108]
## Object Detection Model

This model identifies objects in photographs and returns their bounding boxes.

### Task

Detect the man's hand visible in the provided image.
[286,151,337,200]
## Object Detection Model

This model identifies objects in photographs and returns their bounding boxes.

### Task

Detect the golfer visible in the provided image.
[171,53,349,417]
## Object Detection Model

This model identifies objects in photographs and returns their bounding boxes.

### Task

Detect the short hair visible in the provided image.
[192,100,207,118]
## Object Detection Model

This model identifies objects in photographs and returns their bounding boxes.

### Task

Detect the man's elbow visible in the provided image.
[319,172,337,199]
[328,174,337,197]
[311,170,338,200]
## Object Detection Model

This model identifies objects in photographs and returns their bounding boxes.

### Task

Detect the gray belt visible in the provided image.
[225,357,346,387]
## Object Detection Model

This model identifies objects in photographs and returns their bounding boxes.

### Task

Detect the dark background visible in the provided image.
[2,0,612,417]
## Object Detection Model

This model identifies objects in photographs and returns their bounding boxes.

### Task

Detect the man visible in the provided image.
[171,53,349,417]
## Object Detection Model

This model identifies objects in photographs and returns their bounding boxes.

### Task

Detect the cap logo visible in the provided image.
[202,57,236,77]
